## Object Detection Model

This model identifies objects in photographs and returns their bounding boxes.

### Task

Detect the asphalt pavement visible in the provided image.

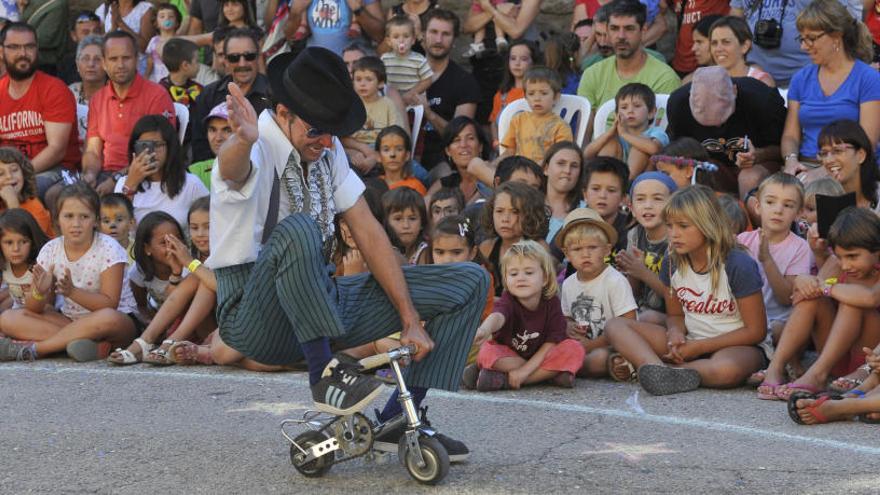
[1,359,878,494]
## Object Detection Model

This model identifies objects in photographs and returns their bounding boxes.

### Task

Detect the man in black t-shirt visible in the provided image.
[415,9,481,170]
[667,67,786,197]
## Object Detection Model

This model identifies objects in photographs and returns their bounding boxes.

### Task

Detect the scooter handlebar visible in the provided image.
[358,344,418,370]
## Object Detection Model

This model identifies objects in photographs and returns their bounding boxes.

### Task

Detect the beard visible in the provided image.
[4,56,36,81]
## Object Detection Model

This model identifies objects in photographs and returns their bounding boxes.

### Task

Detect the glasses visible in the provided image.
[134,140,167,152]
[796,32,827,47]
[3,43,37,52]
[225,52,258,63]
[817,144,855,160]
[299,119,330,138]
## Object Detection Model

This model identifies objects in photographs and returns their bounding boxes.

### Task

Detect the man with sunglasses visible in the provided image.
[208,47,486,461]
[191,28,269,162]
[667,66,787,197]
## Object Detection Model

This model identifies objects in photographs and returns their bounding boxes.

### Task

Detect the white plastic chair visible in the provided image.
[75,103,89,146]
[592,93,671,141]
[406,105,423,157]
[498,94,592,153]
[173,102,188,144]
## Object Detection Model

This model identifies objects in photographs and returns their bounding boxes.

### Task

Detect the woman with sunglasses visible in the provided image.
[781,0,880,181]
[114,115,208,227]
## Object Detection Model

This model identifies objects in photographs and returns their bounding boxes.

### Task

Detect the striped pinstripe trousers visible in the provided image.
[215,213,490,391]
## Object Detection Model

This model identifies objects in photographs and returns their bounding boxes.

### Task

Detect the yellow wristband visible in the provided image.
[187,259,202,273]
[31,286,45,301]
[824,277,838,286]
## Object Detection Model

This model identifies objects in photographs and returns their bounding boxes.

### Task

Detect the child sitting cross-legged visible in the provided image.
[585,83,669,181]
[556,208,637,378]
[604,185,767,395]
[462,240,585,390]
[499,67,573,164]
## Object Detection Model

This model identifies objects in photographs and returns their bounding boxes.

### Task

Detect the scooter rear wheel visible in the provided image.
[399,436,449,485]
[290,430,335,477]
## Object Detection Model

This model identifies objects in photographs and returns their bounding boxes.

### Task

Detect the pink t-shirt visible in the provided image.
[737,229,813,323]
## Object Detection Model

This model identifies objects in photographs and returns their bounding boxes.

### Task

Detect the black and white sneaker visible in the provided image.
[372,406,470,463]
[311,361,383,416]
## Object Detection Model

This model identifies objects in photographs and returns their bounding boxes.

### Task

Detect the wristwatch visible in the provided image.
[122,184,135,198]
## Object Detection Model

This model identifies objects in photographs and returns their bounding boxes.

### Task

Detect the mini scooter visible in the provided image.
[281,345,450,485]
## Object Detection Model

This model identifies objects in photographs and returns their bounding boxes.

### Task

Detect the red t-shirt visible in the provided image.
[575,0,602,18]
[867,1,880,45]
[0,72,80,171]
[87,75,176,172]
[672,0,730,74]
[491,291,567,359]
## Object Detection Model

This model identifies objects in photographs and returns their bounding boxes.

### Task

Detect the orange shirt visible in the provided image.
[19,198,54,238]
[489,88,525,125]
[387,176,427,196]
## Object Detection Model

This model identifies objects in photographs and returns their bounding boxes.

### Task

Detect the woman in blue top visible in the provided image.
[781,0,880,181]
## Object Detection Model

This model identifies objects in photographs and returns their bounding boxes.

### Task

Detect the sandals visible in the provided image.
[168,341,213,365]
[143,339,176,366]
[108,338,153,365]
[638,364,701,396]
[787,391,844,425]
[747,369,767,387]
[829,364,870,394]
[776,381,823,401]
[756,382,784,400]
[607,352,638,382]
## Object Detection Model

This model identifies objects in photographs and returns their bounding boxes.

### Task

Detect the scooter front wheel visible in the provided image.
[399,436,449,485]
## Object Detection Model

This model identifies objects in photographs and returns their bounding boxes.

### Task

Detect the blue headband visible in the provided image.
[629,171,678,197]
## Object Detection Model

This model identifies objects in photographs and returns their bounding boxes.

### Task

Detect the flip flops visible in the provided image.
[787,391,845,425]
[607,352,638,382]
[638,364,701,396]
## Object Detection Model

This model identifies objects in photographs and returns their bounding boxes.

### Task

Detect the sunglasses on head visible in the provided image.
[226,52,258,63]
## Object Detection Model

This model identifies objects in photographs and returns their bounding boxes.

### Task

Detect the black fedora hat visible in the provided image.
[267,47,366,137]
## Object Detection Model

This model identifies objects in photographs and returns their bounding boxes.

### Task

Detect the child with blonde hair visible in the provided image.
[462,240,585,390]
[556,208,637,379]
[604,185,767,395]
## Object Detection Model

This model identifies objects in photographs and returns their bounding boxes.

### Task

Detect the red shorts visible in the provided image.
[477,339,585,375]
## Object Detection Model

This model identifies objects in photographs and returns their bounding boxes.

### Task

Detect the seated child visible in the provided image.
[189,102,232,190]
[556,208,637,378]
[99,193,136,264]
[375,126,425,195]
[801,178,846,274]
[429,186,466,228]
[0,184,139,362]
[737,173,811,376]
[760,208,880,401]
[500,67,573,163]
[479,181,550,296]
[585,83,669,180]
[463,239,585,390]
[158,38,203,109]
[0,209,49,311]
[128,212,187,327]
[604,185,767,395]
[615,172,677,326]
[344,57,408,174]
[381,16,433,106]
[0,148,53,237]
[650,137,715,190]
[581,157,631,256]
[383,186,428,264]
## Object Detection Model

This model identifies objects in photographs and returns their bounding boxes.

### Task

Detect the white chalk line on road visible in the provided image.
[5,363,880,457]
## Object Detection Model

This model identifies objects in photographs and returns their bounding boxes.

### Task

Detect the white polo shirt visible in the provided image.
[207,110,365,269]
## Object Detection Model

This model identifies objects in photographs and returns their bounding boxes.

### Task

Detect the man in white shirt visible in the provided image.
[208,47,487,460]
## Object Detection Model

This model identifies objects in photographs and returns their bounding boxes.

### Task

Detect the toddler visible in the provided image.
[381,16,433,106]
[100,193,136,264]
[586,83,669,180]
[463,240,585,390]
[557,208,637,378]
[499,67,573,164]
[462,0,516,57]
[146,3,182,83]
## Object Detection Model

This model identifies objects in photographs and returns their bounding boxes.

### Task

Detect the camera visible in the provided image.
[754,19,783,49]
[133,140,156,156]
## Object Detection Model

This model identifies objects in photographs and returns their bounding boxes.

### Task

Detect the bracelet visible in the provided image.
[169,273,182,285]
[187,259,202,273]
[31,286,45,301]
[784,152,798,161]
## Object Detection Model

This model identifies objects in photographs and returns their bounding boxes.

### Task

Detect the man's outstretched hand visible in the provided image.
[226,82,259,145]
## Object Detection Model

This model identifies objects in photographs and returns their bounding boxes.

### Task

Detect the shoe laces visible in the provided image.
[418,405,432,427]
